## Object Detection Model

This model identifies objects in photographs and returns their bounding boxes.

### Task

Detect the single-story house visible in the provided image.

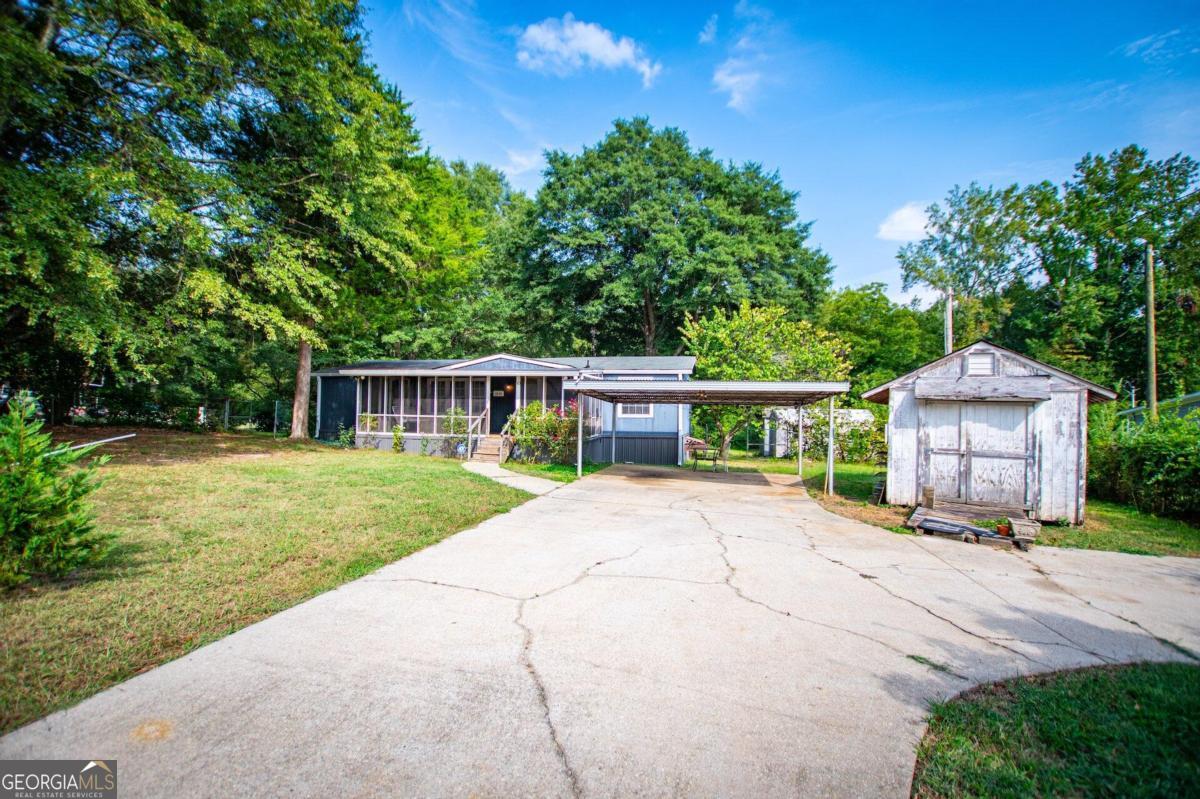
[862,341,1117,524]
[314,353,697,465]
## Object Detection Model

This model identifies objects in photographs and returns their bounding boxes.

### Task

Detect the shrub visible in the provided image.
[336,423,355,448]
[0,394,112,587]
[509,401,578,463]
[392,426,403,453]
[1089,409,1200,521]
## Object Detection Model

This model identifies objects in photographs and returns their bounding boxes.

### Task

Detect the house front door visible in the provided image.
[489,377,516,433]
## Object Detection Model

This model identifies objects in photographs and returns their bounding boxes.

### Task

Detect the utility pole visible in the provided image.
[943,286,954,355]
[1146,244,1158,421]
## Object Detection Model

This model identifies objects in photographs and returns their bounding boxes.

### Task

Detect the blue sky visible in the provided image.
[364,1,1200,303]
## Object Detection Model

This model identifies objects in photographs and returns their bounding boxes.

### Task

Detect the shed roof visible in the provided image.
[566,379,849,406]
[860,341,1117,404]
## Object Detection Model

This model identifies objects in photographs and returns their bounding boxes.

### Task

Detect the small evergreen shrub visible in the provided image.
[336,423,355,448]
[0,394,112,587]
[392,426,403,453]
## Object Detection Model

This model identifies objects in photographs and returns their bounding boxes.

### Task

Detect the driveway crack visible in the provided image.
[905,538,1116,663]
[695,510,917,660]
[515,599,583,798]
[1015,554,1200,662]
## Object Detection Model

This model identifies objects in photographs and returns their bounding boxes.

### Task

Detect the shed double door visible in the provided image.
[923,401,1033,508]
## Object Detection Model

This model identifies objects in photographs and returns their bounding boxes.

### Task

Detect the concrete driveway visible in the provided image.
[3,466,1198,797]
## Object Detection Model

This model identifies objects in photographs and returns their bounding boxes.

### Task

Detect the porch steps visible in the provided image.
[472,434,504,464]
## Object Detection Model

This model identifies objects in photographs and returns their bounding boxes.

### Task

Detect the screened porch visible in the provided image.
[355,375,568,435]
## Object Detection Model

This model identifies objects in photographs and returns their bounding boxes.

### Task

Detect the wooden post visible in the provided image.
[223,399,230,430]
[824,396,835,495]
[1146,243,1158,421]
[576,396,584,478]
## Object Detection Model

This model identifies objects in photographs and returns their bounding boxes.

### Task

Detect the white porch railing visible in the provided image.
[356,412,487,436]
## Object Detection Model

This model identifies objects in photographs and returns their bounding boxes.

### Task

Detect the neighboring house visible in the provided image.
[761,407,875,457]
[1117,390,1200,424]
[313,353,695,466]
[862,341,1116,524]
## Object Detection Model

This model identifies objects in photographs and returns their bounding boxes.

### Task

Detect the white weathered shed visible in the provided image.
[862,341,1116,524]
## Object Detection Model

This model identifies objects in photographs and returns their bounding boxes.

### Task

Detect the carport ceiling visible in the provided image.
[565,379,850,406]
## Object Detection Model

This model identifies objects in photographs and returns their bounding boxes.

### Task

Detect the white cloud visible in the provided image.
[698,14,718,44]
[516,13,662,88]
[876,202,929,242]
[713,59,761,111]
[1120,28,1199,64]
[501,148,543,178]
[710,1,779,112]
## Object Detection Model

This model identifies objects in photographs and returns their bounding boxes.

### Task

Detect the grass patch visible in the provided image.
[911,663,1200,798]
[1036,500,1200,558]
[501,460,609,483]
[0,429,528,734]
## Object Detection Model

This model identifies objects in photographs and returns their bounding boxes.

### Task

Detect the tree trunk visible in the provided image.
[290,336,312,439]
[642,288,657,355]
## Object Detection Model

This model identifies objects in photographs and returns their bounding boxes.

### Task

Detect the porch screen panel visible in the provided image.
[403,377,418,432]
[525,377,543,409]
[544,377,563,410]
[452,378,467,412]
[435,377,452,434]
[470,378,486,417]
[419,377,436,434]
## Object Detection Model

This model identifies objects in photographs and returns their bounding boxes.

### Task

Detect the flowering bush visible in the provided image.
[509,400,579,463]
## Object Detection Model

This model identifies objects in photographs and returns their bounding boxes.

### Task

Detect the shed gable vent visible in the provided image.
[966,352,996,376]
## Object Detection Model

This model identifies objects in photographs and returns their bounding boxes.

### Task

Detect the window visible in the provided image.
[618,403,652,418]
[966,352,995,376]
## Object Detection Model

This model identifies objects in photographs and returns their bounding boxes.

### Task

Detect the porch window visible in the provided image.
[618,403,652,418]
[471,378,486,417]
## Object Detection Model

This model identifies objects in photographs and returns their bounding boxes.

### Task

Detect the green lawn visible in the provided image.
[501,460,608,483]
[911,663,1200,798]
[0,429,528,734]
[1038,500,1200,558]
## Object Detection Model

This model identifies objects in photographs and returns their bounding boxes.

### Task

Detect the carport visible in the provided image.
[566,379,850,491]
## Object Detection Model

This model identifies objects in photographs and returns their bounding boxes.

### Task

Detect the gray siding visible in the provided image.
[584,433,679,466]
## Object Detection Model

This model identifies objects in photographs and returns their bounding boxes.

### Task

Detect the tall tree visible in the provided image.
[818,284,942,395]
[681,303,850,461]
[517,118,832,356]
[896,147,1199,394]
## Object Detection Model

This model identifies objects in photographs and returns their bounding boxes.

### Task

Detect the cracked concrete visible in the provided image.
[3,465,1197,797]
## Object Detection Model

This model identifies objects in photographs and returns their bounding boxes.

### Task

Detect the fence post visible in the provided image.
[273,400,279,436]
[223,399,231,430]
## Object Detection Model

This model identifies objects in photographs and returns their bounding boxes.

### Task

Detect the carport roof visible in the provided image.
[564,379,849,406]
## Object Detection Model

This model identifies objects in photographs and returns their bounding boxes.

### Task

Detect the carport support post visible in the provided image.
[576,399,584,478]
[795,406,802,476]
[824,396,836,496]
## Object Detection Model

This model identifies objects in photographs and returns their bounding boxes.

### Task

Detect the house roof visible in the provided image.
[566,379,849,406]
[860,340,1118,404]
[313,353,696,377]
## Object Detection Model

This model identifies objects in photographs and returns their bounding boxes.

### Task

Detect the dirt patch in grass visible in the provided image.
[911,662,1200,798]
[1,430,528,733]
